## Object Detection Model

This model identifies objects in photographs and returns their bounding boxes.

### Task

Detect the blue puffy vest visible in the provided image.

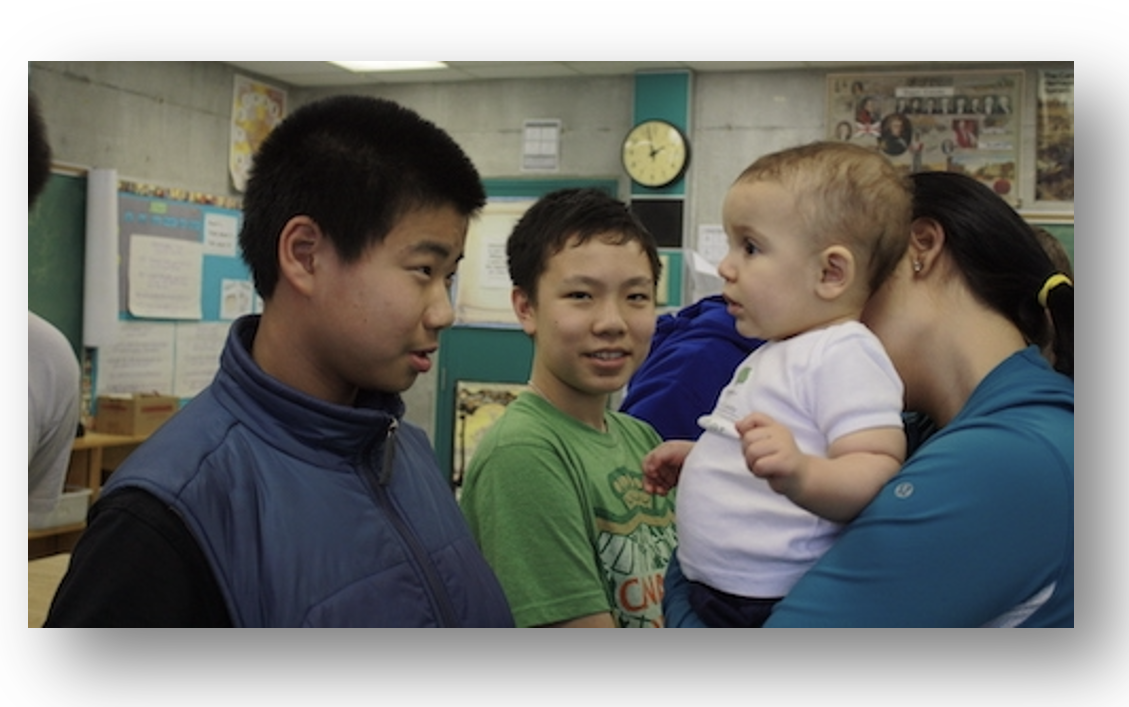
[105,316,513,627]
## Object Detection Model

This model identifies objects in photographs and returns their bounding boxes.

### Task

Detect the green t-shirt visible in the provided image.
[459,392,677,627]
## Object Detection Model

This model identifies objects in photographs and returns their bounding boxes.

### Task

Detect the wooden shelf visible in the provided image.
[70,432,149,452]
[28,431,149,558]
[28,521,85,540]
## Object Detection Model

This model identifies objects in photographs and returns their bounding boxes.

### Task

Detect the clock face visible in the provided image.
[622,119,689,188]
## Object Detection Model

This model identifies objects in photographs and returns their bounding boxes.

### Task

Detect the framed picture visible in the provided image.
[230,75,286,193]
[1035,70,1074,203]
[827,70,1024,204]
[452,381,528,492]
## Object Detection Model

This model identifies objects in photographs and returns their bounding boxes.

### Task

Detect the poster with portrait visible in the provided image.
[230,75,287,192]
[452,381,527,492]
[827,70,1024,204]
[1036,70,1074,203]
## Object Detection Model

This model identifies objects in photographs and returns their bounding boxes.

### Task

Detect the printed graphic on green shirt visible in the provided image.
[596,467,677,627]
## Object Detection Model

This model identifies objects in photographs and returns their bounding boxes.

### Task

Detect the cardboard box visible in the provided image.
[30,486,92,530]
[96,393,180,436]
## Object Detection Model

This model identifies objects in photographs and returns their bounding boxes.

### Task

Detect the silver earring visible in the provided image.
[913,260,923,273]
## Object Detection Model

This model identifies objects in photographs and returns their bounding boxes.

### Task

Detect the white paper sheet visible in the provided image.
[174,322,231,397]
[95,321,176,396]
[127,234,203,320]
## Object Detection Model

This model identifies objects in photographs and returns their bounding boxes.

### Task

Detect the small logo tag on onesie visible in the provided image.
[701,366,750,438]
[698,414,739,439]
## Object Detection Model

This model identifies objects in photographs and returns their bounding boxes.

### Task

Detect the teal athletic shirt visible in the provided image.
[664,346,1074,627]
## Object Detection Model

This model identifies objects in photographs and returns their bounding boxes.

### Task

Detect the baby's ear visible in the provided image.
[816,245,855,300]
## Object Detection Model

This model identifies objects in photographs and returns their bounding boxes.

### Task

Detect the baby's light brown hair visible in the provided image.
[735,141,912,294]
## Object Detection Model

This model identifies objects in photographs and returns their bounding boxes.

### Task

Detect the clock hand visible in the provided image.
[645,126,658,157]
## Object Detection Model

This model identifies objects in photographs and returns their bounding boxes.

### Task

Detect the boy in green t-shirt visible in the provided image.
[459,188,677,627]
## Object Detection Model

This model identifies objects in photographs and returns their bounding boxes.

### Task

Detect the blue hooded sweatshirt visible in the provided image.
[621,295,765,440]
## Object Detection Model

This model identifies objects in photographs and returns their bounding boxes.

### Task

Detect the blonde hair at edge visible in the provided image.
[1032,226,1073,279]
[735,141,912,294]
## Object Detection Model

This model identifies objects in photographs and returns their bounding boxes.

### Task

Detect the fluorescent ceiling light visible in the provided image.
[330,61,447,72]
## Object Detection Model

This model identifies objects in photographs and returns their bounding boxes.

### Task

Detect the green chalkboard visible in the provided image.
[28,172,86,357]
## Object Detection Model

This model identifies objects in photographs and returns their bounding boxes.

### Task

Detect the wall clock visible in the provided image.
[621,119,690,188]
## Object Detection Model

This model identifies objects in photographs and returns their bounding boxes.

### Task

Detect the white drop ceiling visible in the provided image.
[223,61,957,88]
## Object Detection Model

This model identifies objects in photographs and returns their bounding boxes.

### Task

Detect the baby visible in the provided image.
[651,141,911,627]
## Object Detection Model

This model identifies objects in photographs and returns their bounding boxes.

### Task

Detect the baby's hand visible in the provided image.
[641,440,694,496]
[735,413,806,496]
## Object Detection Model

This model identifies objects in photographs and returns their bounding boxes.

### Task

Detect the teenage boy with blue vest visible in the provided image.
[46,95,514,627]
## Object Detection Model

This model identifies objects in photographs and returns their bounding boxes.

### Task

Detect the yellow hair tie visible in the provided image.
[1037,273,1073,308]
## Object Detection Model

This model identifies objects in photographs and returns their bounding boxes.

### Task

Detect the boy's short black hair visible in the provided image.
[239,94,486,298]
[30,93,52,209]
[506,188,662,303]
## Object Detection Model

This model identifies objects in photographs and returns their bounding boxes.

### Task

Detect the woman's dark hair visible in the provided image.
[911,171,1073,378]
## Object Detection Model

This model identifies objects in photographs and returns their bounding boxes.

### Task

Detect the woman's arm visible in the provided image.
[737,413,905,523]
[763,426,1072,627]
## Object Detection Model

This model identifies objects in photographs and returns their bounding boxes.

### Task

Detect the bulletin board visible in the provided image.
[91,180,249,401]
[1035,69,1074,204]
[827,70,1024,205]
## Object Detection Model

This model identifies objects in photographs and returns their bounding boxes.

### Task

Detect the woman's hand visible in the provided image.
[641,440,694,495]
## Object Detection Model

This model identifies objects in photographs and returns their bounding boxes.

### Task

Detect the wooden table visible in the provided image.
[28,553,71,627]
[28,432,149,560]
[66,432,149,499]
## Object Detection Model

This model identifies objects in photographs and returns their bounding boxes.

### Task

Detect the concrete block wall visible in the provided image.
[28,60,1072,440]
